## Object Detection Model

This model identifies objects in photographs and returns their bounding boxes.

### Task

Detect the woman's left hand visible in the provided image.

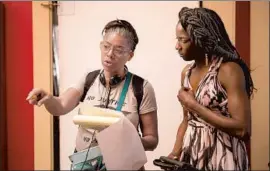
[177,87,197,110]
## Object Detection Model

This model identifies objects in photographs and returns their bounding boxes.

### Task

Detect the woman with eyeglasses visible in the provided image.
[167,7,253,170]
[26,19,158,170]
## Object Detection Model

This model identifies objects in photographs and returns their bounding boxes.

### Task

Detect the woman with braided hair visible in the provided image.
[168,7,253,170]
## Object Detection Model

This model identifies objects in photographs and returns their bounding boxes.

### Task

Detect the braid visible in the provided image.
[102,19,139,51]
[178,7,255,98]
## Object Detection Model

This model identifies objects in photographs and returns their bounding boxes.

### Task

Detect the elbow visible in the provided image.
[147,137,159,151]
[152,138,159,151]
[236,126,249,140]
[227,119,249,140]
[236,129,245,138]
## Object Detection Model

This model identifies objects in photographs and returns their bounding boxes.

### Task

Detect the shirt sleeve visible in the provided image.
[139,80,158,114]
[69,73,87,96]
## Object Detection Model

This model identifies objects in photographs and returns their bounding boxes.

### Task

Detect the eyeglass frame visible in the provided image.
[100,41,132,58]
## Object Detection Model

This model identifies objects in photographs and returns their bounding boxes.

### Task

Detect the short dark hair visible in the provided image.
[102,19,139,52]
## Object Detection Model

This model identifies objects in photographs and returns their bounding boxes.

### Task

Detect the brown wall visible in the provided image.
[203,1,269,170]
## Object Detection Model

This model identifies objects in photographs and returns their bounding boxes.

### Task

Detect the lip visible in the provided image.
[103,60,113,67]
[178,52,184,57]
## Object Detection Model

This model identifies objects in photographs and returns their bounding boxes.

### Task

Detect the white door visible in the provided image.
[57,1,199,170]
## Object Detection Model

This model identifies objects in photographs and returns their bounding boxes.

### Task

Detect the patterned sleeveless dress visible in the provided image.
[179,57,249,170]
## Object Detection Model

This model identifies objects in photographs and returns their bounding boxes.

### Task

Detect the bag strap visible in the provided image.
[80,70,145,135]
[132,74,144,113]
[131,74,144,136]
[80,70,100,102]
[116,72,132,111]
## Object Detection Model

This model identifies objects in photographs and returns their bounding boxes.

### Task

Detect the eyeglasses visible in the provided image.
[100,42,131,57]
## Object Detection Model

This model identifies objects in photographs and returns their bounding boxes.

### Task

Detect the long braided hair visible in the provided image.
[178,7,255,98]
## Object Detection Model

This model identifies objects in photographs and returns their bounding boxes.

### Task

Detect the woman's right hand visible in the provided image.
[167,152,180,160]
[26,88,52,106]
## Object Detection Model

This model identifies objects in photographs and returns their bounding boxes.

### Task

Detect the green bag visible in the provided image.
[69,146,106,171]
[71,156,106,171]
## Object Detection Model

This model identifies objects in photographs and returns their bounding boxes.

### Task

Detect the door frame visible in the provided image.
[0,2,7,170]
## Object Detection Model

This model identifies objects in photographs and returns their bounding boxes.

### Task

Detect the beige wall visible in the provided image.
[203,1,235,44]
[250,1,269,170]
[32,1,54,170]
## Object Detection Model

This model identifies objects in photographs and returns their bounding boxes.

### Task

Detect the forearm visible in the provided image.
[141,135,158,151]
[44,88,81,116]
[190,102,246,138]
[171,116,188,156]
[44,96,67,116]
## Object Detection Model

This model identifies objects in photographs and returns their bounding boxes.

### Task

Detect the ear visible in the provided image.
[127,51,134,61]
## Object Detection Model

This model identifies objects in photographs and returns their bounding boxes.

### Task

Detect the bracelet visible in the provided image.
[172,155,178,160]
[170,153,179,160]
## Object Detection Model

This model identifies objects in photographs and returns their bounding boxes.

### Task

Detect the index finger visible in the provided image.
[26,89,43,100]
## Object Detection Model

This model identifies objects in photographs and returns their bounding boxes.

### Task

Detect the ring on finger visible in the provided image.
[30,94,38,100]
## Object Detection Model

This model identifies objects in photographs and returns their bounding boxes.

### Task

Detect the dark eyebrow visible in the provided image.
[176,36,190,39]
[103,41,126,49]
